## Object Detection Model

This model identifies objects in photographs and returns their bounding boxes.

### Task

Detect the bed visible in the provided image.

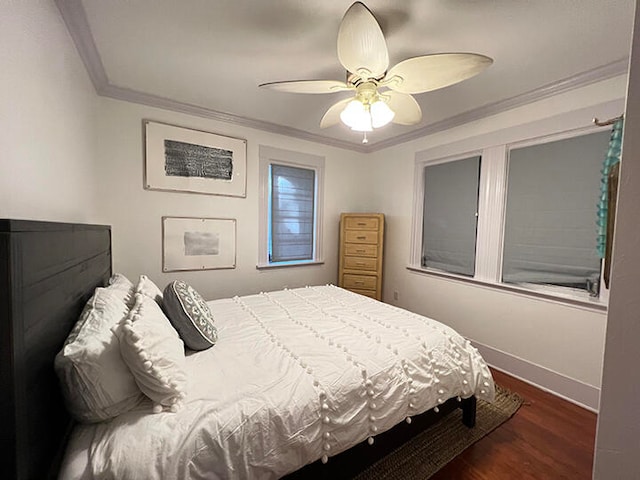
[0,220,494,480]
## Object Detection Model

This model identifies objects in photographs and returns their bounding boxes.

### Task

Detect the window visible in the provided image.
[411,128,612,305]
[258,145,324,268]
[503,132,609,293]
[270,164,315,263]
[421,156,481,276]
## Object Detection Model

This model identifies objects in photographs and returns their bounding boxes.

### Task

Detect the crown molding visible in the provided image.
[100,84,368,152]
[55,0,368,153]
[55,0,108,89]
[57,0,629,154]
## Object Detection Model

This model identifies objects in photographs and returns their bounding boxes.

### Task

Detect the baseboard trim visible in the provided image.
[472,340,600,412]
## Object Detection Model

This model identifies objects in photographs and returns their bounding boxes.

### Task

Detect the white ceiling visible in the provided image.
[58,0,634,151]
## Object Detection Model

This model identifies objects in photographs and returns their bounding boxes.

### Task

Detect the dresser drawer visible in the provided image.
[350,288,378,299]
[344,256,377,271]
[342,274,377,290]
[345,216,380,230]
[344,244,377,257]
[345,230,378,244]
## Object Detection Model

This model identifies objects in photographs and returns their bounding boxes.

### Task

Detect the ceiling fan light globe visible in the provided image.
[350,117,373,132]
[340,99,367,129]
[370,100,395,128]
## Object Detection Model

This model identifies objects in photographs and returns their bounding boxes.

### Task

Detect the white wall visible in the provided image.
[94,97,371,301]
[3,0,628,412]
[0,0,372,317]
[365,75,628,410]
[0,1,99,222]
[594,1,640,475]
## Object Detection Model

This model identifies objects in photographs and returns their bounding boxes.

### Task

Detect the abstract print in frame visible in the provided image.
[163,217,236,272]
[144,121,246,197]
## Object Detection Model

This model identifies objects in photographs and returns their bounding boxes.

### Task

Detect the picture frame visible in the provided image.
[144,120,247,197]
[162,216,236,272]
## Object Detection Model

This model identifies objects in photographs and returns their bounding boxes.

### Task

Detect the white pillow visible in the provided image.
[137,274,164,305]
[108,273,136,307]
[118,293,187,412]
[55,286,144,423]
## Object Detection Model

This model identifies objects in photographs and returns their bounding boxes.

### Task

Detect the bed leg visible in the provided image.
[461,396,477,428]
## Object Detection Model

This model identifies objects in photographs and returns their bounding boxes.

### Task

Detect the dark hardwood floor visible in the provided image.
[432,368,597,479]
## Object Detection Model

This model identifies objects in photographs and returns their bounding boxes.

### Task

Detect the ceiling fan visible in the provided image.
[259,2,493,142]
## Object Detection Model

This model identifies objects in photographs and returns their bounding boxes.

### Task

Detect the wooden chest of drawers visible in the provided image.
[338,213,384,300]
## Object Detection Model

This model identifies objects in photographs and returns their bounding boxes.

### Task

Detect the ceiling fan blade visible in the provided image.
[337,2,389,79]
[383,53,493,94]
[259,80,352,94]
[385,91,422,125]
[320,97,353,128]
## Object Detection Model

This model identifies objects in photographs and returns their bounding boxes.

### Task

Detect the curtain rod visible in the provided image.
[593,114,623,126]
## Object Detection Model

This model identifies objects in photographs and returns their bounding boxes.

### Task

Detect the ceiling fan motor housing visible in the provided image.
[355,81,379,106]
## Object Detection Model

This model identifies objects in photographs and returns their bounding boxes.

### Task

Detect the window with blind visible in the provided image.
[421,156,481,276]
[258,145,324,268]
[502,131,610,292]
[411,126,613,305]
[269,164,316,263]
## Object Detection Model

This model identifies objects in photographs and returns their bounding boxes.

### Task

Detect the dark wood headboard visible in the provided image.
[0,220,112,480]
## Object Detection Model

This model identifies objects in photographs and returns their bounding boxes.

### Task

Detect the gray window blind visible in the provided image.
[502,131,610,289]
[421,156,481,276]
[270,164,316,263]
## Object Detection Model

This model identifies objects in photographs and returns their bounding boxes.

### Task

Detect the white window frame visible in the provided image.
[409,102,622,310]
[413,151,485,277]
[258,145,325,269]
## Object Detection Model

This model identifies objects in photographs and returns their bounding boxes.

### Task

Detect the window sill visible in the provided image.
[406,265,607,313]
[256,260,324,270]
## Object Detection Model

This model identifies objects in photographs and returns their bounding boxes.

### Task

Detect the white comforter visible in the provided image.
[60,286,494,480]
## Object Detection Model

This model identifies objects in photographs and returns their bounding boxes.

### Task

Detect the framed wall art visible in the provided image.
[144,121,246,197]
[162,216,236,272]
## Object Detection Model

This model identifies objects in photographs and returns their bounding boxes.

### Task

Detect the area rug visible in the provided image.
[353,385,524,480]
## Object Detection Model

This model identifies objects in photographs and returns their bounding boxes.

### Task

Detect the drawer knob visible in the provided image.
[356,236,366,240]
[356,249,365,253]
[357,222,366,226]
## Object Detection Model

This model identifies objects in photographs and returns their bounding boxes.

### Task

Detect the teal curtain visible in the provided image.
[597,118,624,258]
